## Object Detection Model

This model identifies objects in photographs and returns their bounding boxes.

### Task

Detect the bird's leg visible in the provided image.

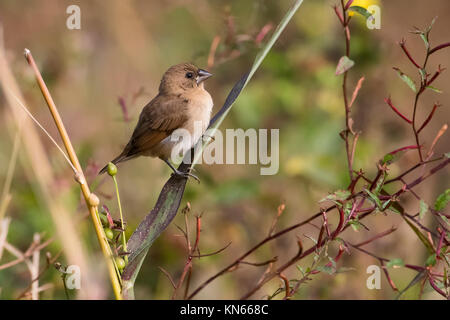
[163,159,200,183]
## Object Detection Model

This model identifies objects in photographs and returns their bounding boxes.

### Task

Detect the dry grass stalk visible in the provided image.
[0,45,103,299]
[23,49,122,299]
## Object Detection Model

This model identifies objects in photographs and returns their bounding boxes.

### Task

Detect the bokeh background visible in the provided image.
[0,0,449,299]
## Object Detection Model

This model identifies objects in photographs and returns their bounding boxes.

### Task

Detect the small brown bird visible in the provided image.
[99,63,213,180]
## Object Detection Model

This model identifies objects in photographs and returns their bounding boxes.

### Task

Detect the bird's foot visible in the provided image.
[171,169,200,183]
[202,134,215,143]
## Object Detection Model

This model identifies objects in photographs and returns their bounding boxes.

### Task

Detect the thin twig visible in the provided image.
[158,266,177,289]
[30,233,40,300]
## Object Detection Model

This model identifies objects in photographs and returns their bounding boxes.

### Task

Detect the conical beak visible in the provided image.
[197,69,213,84]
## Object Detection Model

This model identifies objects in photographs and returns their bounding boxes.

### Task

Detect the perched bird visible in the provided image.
[99,63,213,180]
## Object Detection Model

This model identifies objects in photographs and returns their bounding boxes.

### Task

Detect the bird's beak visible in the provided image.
[197,69,213,85]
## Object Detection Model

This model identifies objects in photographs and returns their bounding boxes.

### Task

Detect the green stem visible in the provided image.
[113,176,128,263]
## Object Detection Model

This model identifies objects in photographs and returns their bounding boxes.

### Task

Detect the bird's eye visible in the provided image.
[185,72,194,79]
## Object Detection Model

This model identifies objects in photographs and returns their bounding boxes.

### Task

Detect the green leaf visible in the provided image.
[426,254,437,267]
[382,153,395,165]
[348,6,373,19]
[403,216,435,255]
[435,189,450,211]
[419,69,427,83]
[374,171,387,194]
[305,234,318,245]
[440,215,450,226]
[334,189,351,200]
[316,265,335,275]
[393,68,417,92]
[319,189,351,203]
[365,189,382,209]
[382,149,414,166]
[426,85,442,93]
[335,56,355,75]
[420,33,429,49]
[419,200,429,220]
[296,265,305,276]
[343,201,353,218]
[427,16,437,33]
[381,199,392,211]
[120,0,307,299]
[388,204,403,215]
[387,258,405,268]
[349,219,362,232]
[444,152,450,159]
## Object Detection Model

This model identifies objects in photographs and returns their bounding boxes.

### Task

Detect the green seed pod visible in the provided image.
[107,162,117,176]
[115,257,126,270]
[100,214,108,227]
[104,227,114,240]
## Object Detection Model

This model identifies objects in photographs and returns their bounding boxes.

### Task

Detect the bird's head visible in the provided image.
[159,63,213,94]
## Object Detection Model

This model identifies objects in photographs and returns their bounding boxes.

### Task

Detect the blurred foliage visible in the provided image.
[0,0,449,299]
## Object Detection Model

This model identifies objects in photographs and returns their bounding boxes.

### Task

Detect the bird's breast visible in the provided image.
[185,89,213,146]
[188,90,213,129]
[155,89,213,160]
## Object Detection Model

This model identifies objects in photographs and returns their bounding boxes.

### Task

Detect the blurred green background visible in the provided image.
[0,0,449,299]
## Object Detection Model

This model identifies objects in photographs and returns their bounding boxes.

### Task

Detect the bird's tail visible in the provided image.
[98,153,128,175]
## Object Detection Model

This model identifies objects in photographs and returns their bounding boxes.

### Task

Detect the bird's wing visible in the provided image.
[124,94,189,157]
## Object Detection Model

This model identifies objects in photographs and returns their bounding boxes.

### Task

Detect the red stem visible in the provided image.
[344,0,354,11]
[426,65,445,86]
[428,275,447,298]
[334,5,345,25]
[388,145,419,155]
[399,39,421,68]
[384,97,412,124]
[417,103,439,134]
[429,42,450,55]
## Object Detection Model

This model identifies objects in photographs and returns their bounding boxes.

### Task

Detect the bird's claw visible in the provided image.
[171,170,200,183]
[202,134,215,143]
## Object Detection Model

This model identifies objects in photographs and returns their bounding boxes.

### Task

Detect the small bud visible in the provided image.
[88,193,100,207]
[104,227,114,240]
[100,213,108,227]
[107,162,117,176]
[115,257,126,271]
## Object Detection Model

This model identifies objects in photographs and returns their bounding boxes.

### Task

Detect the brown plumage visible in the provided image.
[99,63,213,179]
